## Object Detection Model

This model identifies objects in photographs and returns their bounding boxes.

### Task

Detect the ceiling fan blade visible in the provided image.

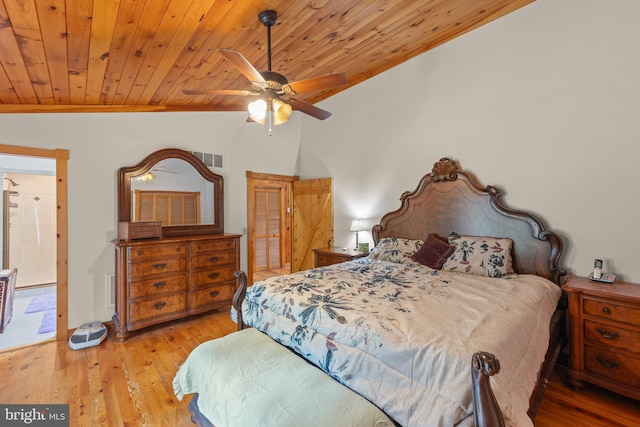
[286,98,332,120]
[282,73,347,95]
[218,48,266,84]
[182,89,257,96]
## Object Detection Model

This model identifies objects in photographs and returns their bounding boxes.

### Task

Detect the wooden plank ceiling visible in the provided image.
[0,0,534,114]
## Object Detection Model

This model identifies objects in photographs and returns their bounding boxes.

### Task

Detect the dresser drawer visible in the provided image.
[191,251,236,269]
[129,257,186,278]
[584,298,640,327]
[191,239,236,254]
[128,243,186,260]
[129,274,186,299]
[584,345,640,388]
[129,294,187,323]
[190,283,235,309]
[191,267,235,287]
[584,319,640,353]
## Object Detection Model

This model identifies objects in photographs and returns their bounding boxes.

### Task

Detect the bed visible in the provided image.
[180,157,567,426]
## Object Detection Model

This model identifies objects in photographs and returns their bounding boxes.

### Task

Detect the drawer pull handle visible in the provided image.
[175,247,181,253]
[153,281,166,289]
[209,290,220,298]
[197,245,202,250]
[601,307,612,314]
[208,272,220,279]
[153,301,167,310]
[596,328,619,340]
[137,250,143,256]
[596,357,618,369]
[209,256,219,263]
[152,263,167,269]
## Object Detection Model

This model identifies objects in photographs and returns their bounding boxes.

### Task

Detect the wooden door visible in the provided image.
[292,178,333,272]
[246,172,294,285]
[254,187,283,270]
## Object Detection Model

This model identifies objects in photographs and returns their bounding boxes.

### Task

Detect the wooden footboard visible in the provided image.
[232,270,507,427]
[472,352,506,427]
[232,270,248,331]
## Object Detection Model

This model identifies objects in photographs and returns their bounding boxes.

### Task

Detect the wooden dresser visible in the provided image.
[563,275,640,400]
[113,233,241,340]
[313,247,368,268]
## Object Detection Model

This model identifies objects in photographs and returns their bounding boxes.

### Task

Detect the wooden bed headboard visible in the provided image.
[372,158,566,285]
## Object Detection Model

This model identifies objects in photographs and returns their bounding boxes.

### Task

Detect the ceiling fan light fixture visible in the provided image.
[248,98,267,123]
[273,100,292,125]
[248,98,291,127]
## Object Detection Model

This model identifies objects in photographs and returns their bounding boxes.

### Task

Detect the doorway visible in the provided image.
[246,172,294,285]
[3,172,57,288]
[1,171,57,350]
[246,173,334,285]
[0,144,68,350]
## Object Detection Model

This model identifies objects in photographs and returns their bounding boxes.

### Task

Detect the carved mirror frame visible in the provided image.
[117,148,224,236]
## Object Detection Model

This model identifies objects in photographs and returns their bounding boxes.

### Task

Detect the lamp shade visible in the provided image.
[248,98,292,126]
[272,99,292,125]
[350,219,365,232]
[248,99,267,123]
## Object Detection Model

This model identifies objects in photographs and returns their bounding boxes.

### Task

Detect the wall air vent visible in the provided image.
[192,151,223,169]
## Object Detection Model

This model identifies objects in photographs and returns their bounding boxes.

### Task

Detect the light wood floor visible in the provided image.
[253,267,290,282]
[1,308,639,426]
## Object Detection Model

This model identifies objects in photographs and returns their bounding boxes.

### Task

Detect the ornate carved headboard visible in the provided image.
[372,158,565,284]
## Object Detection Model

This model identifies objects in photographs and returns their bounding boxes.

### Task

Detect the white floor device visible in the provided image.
[69,321,108,350]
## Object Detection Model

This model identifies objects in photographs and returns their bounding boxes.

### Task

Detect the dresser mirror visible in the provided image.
[117,148,223,236]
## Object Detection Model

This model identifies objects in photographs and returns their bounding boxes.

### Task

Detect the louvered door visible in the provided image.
[254,187,283,271]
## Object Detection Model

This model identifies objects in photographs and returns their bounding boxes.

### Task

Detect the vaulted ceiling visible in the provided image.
[0,0,534,114]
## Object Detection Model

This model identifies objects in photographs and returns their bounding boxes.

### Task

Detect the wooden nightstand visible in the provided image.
[313,247,368,268]
[563,275,640,400]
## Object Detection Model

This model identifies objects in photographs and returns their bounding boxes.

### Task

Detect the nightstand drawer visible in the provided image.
[584,298,640,327]
[584,345,640,388]
[313,247,368,268]
[315,252,348,267]
[584,320,640,352]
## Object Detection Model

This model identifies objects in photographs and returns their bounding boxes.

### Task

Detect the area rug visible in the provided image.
[24,293,56,314]
[38,309,56,334]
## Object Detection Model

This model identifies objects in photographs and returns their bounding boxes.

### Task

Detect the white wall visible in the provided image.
[0,112,302,327]
[300,0,640,282]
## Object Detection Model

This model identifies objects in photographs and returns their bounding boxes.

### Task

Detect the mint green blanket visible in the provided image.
[173,328,394,427]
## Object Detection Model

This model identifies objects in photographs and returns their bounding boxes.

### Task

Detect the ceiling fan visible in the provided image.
[183,10,347,133]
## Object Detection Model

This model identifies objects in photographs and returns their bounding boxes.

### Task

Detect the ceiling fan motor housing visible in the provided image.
[259,10,278,27]
[257,71,289,92]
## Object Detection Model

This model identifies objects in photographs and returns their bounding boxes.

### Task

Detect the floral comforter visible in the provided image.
[239,258,562,427]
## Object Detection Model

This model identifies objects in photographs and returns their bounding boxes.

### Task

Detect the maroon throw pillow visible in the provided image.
[412,234,455,269]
